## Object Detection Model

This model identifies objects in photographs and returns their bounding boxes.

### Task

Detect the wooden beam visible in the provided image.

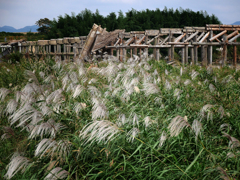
[160,28,183,34]
[199,32,210,43]
[184,31,199,42]
[174,33,186,43]
[136,35,146,44]
[197,32,205,42]
[227,30,238,39]
[233,40,237,67]
[114,38,120,46]
[146,34,161,44]
[145,30,159,36]
[160,36,169,45]
[209,30,227,41]
[124,37,134,45]
[229,33,240,42]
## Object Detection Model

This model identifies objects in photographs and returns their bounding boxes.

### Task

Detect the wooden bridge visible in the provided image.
[1,24,240,66]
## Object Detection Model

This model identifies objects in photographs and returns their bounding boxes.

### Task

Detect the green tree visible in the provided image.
[36,18,52,34]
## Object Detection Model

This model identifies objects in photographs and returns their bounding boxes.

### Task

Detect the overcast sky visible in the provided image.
[0,0,239,29]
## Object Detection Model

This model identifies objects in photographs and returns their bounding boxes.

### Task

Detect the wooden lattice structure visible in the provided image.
[1,24,240,66]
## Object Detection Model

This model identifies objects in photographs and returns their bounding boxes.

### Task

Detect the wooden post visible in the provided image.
[201,45,207,66]
[134,35,137,56]
[123,48,126,62]
[171,37,175,61]
[181,37,185,65]
[117,47,119,59]
[130,49,132,58]
[144,34,148,58]
[110,42,113,56]
[233,40,237,67]
[190,47,194,65]
[168,32,172,61]
[153,37,157,59]
[184,32,189,64]
[155,38,160,60]
[222,34,228,66]
[119,38,123,62]
[208,30,213,65]
[194,36,198,65]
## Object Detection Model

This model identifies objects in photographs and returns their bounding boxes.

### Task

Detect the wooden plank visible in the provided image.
[114,38,120,46]
[145,30,159,36]
[130,44,149,48]
[227,30,238,39]
[199,32,210,43]
[197,32,205,42]
[131,31,145,34]
[184,31,199,42]
[229,33,240,42]
[160,28,183,34]
[174,33,186,43]
[136,35,146,44]
[168,42,189,45]
[124,37,134,45]
[209,30,227,41]
[160,36,169,45]
[146,34,161,44]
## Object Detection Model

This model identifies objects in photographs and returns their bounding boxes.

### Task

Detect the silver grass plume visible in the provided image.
[165,80,172,90]
[143,82,160,96]
[126,127,140,143]
[222,132,240,149]
[132,113,139,127]
[174,88,183,100]
[144,116,155,129]
[5,152,32,179]
[219,123,232,132]
[80,120,120,144]
[44,167,68,180]
[184,79,191,86]
[29,119,65,139]
[35,138,71,159]
[46,89,64,104]
[191,70,199,80]
[200,104,214,121]
[73,102,87,114]
[209,83,216,93]
[207,66,213,75]
[1,126,14,140]
[88,86,101,97]
[165,69,169,75]
[168,116,191,137]
[10,103,43,127]
[116,114,126,127]
[0,88,10,101]
[192,119,203,139]
[5,99,18,114]
[91,96,109,120]
[72,85,85,98]
[25,70,39,84]
[218,106,224,119]
[159,131,167,147]
[216,167,230,180]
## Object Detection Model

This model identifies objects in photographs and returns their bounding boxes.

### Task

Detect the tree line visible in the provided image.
[37,7,221,39]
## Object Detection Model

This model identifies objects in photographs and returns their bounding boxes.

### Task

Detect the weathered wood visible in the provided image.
[227,31,238,39]
[181,37,185,65]
[184,31,199,42]
[197,32,205,42]
[222,34,228,66]
[144,35,148,58]
[133,36,137,55]
[147,34,161,44]
[199,32,210,43]
[201,45,207,66]
[160,28,182,34]
[145,30,159,36]
[124,37,134,45]
[193,36,198,65]
[233,40,237,67]
[209,30,227,41]
[79,24,100,60]
[114,38,120,46]
[174,33,186,43]
[208,30,213,65]
[136,35,146,44]
[160,36,169,45]
[229,33,240,42]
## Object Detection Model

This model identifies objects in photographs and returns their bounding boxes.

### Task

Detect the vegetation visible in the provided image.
[46,7,221,38]
[0,53,240,179]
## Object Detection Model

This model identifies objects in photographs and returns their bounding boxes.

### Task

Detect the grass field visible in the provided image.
[0,53,240,179]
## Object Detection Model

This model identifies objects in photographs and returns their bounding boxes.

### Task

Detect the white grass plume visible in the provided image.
[191,70,199,80]
[159,131,167,147]
[184,79,191,86]
[5,99,18,114]
[168,116,191,137]
[35,138,71,159]
[5,152,32,179]
[46,89,64,104]
[200,104,214,121]
[0,88,10,101]
[209,84,216,93]
[29,119,65,139]
[126,127,140,143]
[80,120,120,144]
[192,119,203,139]
[44,167,68,180]
[10,103,43,127]
[1,126,14,140]
[222,132,240,149]
[143,82,160,96]
[174,88,183,100]
[73,102,87,114]
[72,85,85,98]
[91,96,109,120]
[165,80,172,90]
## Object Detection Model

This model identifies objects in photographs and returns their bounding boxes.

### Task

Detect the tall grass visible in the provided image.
[0,53,240,179]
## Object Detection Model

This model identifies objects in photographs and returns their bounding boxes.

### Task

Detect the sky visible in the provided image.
[0,0,239,29]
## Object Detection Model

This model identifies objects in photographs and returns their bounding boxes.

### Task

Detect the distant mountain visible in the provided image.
[232,21,240,25]
[0,25,39,32]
